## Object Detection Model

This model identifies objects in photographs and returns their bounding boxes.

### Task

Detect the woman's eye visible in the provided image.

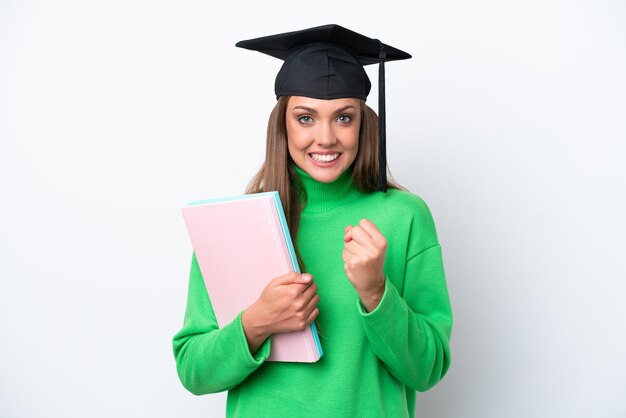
[298,115,313,124]
[337,114,352,123]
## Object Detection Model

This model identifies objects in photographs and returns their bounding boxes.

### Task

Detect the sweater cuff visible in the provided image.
[234,311,271,366]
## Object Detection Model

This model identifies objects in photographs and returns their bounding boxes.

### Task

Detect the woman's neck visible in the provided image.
[293,164,360,213]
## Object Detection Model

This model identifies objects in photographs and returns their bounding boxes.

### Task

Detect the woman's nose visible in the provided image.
[315,123,337,146]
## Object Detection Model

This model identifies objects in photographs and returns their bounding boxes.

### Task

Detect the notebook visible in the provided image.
[181,191,323,362]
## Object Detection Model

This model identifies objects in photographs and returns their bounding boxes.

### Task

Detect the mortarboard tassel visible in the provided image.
[377,40,387,193]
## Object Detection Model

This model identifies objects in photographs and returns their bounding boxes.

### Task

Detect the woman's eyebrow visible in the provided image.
[291,106,318,114]
[291,105,357,114]
[333,105,357,114]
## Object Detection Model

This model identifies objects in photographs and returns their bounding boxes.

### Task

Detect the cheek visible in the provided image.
[347,126,360,152]
[286,123,310,151]
[285,121,297,151]
[286,126,305,162]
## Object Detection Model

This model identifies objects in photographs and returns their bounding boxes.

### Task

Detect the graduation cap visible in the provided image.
[236,24,411,192]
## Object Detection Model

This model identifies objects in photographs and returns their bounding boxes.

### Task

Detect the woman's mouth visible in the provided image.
[309,153,340,163]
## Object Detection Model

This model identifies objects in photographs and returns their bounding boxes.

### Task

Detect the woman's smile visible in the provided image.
[308,152,341,165]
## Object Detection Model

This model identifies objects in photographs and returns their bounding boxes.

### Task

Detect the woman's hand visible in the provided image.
[242,272,319,354]
[343,219,387,312]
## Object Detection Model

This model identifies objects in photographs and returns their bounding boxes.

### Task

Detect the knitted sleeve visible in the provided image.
[172,253,271,395]
[357,201,453,392]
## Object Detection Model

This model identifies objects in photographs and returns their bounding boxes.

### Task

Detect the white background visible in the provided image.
[1,1,625,417]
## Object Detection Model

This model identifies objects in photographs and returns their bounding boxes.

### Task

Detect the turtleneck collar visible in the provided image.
[293,164,361,213]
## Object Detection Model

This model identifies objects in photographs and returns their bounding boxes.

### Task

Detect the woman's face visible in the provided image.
[286,96,361,183]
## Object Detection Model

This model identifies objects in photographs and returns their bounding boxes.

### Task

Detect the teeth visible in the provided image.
[311,153,339,163]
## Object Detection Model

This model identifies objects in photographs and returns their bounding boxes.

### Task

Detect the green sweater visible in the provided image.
[173,166,453,417]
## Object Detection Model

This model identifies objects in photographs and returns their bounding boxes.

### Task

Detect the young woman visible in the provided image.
[173,25,453,418]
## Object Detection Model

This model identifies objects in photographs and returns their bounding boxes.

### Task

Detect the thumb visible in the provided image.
[293,273,313,284]
[274,272,313,285]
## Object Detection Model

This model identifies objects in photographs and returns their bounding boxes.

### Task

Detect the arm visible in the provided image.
[358,243,453,392]
[172,253,320,395]
[172,253,271,395]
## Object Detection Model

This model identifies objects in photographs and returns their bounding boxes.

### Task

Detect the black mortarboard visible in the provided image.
[236,24,411,192]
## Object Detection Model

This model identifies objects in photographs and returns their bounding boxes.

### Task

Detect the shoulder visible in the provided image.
[378,188,434,222]
[377,188,439,253]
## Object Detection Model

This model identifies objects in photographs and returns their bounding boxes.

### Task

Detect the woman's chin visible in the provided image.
[303,154,346,182]
[307,165,345,183]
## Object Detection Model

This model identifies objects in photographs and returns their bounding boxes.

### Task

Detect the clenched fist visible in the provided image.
[343,218,387,312]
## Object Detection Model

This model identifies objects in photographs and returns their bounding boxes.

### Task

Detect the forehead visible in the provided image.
[287,96,360,112]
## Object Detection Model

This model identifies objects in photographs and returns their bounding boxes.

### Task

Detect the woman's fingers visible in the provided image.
[344,225,353,242]
[306,307,320,324]
[345,219,387,252]
[299,281,318,303]
[251,271,320,335]
[293,284,319,330]
[349,225,378,252]
[303,294,320,317]
[344,239,369,257]
[358,218,386,243]
[342,248,354,262]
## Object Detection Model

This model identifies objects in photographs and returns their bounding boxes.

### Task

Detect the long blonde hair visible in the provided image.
[245,96,404,269]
